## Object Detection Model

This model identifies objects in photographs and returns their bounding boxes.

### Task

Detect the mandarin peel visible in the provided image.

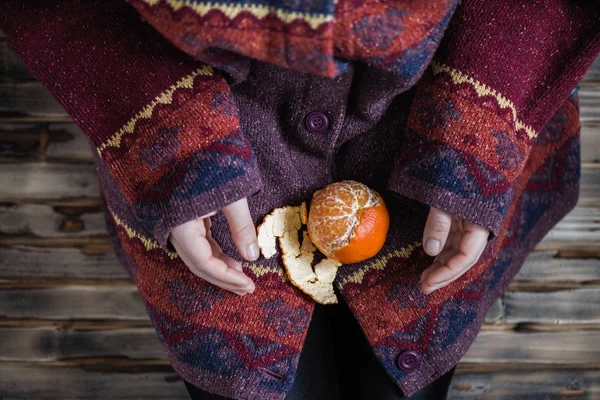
[256,202,341,304]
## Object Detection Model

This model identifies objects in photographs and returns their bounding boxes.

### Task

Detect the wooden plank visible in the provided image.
[0,327,165,361]
[516,250,600,282]
[579,167,600,208]
[483,299,503,323]
[0,163,98,200]
[0,286,149,320]
[0,82,66,118]
[0,246,128,279]
[0,122,40,158]
[538,206,600,244]
[581,122,600,163]
[504,288,600,324]
[449,369,600,399]
[583,56,600,82]
[0,122,92,160]
[0,203,106,237]
[580,87,600,122]
[517,250,600,282]
[0,365,188,399]
[0,236,109,248]
[463,331,600,363]
[46,123,92,160]
[0,42,33,82]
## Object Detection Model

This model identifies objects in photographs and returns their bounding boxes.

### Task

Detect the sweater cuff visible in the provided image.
[93,67,263,252]
[387,171,505,237]
[386,64,529,237]
[127,128,264,252]
[153,157,263,252]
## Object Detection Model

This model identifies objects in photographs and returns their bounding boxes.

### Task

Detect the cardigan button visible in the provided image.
[305,111,329,133]
[397,350,421,372]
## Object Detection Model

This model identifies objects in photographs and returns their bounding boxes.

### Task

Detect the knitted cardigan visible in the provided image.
[1,0,599,398]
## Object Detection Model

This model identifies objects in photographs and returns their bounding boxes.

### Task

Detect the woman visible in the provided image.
[1,1,598,398]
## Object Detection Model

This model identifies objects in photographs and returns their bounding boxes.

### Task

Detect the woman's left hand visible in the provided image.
[420,207,490,295]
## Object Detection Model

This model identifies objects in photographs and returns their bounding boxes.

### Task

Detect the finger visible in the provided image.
[223,198,260,261]
[421,247,458,284]
[207,236,244,272]
[423,207,453,256]
[421,227,489,294]
[203,218,244,272]
[177,237,255,293]
[170,219,255,293]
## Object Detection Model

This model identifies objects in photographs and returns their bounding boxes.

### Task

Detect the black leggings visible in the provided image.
[185,298,455,400]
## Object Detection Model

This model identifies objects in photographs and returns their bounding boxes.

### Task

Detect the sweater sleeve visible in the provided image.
[0,0,263,251]
[387,0,600,236]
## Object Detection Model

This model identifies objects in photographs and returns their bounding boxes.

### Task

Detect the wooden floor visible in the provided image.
[1,30,600,399]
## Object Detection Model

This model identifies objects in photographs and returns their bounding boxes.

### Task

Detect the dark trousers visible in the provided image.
[185,298,455,400]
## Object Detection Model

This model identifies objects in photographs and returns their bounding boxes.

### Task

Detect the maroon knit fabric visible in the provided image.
[0,1,598,399]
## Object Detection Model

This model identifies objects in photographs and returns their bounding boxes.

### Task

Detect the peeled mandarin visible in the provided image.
[307,180,390,264]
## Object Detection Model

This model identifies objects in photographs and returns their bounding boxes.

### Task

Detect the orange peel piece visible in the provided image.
[257,202,341,304]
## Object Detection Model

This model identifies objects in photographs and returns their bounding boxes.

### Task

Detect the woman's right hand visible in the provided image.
[168,198,258,296]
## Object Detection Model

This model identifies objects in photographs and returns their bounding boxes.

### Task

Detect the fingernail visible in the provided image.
[233,290,248,296]
[424,239,440,255]
[246,242,259,260]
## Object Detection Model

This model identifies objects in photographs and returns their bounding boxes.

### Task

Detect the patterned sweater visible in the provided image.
[1,0,599,398]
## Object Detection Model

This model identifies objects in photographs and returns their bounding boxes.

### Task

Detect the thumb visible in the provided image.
[423,207,452,256]
[222,198,260,261]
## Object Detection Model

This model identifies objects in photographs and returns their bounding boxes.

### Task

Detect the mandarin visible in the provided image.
[307,181,390,264]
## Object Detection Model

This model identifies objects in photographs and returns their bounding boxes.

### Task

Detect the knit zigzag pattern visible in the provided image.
[388,63,580,237]
[128,0,458,84]
[96,65,262,249]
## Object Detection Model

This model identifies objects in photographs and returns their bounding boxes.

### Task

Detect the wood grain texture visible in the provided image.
[0,246,128,279]
[483,299,503,323]
[0,82,66,118]
[516,250,600,282]
[0,327,165,361]
[0,123,40,158]
[449,369,600,399]
[0,286,149,320]
[538,206,600,244]
[0,43,31,82]
[46,123,92,160]
[0,163,98,200]
[580,87,600,122]
[583,56,600,82]
[0,42,33,82]
[463,331,600,363]
[582,122,600,163]
[0,203,106,237]
[0,122,92,160]
[577,167,600,208]
[0,365,188,399]
[504,289,600,324]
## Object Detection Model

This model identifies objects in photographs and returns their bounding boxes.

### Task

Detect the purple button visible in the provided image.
[397,350,421,372]
[305,111,329,133]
